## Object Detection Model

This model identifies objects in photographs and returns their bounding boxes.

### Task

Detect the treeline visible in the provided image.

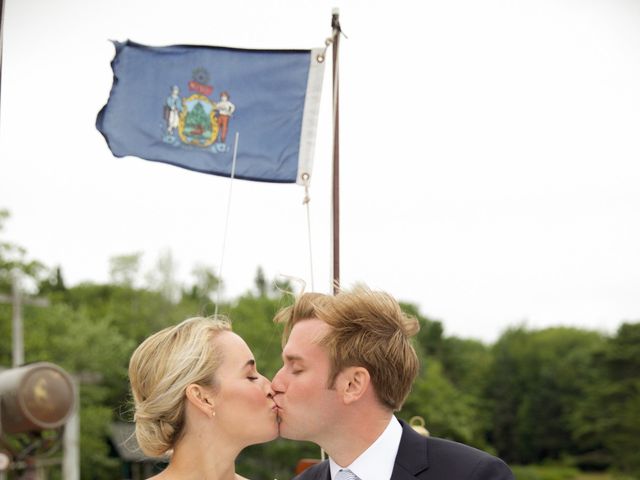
[1,210,639,479]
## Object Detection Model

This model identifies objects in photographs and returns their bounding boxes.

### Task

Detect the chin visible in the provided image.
[277,422,304,441]
[251,418,279,444]
[267,426,279,441]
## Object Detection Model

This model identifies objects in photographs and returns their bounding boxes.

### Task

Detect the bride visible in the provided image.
[128,316,278,480]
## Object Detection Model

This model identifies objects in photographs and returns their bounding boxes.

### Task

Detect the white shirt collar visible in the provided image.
[329,416,402,480]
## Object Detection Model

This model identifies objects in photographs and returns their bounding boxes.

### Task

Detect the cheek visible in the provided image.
[247,381,273,407]
[291,377,320,400]
[251,386,268,405]
[221,382,263,407]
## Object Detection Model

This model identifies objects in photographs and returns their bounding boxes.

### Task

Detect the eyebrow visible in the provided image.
[283,354,304,363]
[244,359,256,368]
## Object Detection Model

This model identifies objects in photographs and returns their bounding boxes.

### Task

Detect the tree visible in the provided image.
[0,209,45,292]
[400,306,492,451]
[183,263,221,307]
[108,252,142,287]
[403,359,491,450]
[38,265,67,294]
[254,266,267,297]
[486,326,605,464]
[572,322,640,475]
[23,303,134,478]
[144,249,181,303]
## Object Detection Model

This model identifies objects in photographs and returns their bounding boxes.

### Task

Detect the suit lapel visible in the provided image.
[324,461,332,480]
[317,460,331,480]
[391,420,430,480]
[295,459,330,480]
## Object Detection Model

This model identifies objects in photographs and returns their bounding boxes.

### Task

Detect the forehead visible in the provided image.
[216,331,253,364]
[284,318,330,358]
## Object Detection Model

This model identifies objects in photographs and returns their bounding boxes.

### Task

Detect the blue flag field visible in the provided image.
[97,40,325,184]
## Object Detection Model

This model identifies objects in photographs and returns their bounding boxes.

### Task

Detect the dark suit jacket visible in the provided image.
[294,419,514,480]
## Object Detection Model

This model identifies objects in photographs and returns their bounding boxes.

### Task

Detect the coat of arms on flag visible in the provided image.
[162,69,235,152]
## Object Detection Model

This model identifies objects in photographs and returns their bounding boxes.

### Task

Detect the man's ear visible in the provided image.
[339,367,370,405]
[185,384,216,417]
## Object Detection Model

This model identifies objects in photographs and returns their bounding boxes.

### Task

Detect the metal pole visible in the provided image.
[331,9,341,295]
[11,271,24,367]
[0,404,6,480]
[0,0,6,126]
[62,380,80,480]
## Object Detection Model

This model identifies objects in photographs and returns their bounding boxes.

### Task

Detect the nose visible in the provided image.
[270,366,286,394]
[261,375,275,397]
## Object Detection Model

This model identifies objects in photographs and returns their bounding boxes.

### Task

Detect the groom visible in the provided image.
[271,287,514,480]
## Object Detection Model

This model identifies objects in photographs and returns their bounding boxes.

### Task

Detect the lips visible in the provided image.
[271,400,283,424]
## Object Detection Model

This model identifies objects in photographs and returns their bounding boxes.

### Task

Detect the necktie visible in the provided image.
[335,469,359,480]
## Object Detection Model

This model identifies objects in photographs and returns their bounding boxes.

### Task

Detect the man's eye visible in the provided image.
[291,370,303,375]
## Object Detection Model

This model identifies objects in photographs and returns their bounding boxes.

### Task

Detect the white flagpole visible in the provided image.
[0,0,6,130]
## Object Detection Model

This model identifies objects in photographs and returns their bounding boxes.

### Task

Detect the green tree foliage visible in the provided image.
[572,323,640,476]
[184,263,221,306]
[228,292,286,379]
[38,265,67,294]
[185,102,211,136]
[403,359,489,449]
[486,327,606,464]
[109,253,142,287]
[0,209,45,291]
[144,249,181,303]
[399,306,494,450]
[254,266,267,297]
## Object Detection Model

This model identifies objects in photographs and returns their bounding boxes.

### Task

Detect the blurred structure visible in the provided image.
[109,422,167,480]
[0,363,76,480]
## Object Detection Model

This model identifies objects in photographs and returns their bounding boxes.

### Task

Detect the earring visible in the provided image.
[211,409,216,418]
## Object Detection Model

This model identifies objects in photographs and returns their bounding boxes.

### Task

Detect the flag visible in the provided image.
[96,40,325,184]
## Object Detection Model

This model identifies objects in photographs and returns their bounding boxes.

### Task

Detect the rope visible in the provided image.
[317,36,332,64]
[214,132,239,318]
[301,173,315,291]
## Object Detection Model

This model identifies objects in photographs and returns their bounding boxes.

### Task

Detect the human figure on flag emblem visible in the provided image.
[164,85,182,136]
[216,91,235,144]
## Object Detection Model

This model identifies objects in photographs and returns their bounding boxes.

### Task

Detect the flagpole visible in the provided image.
[331,8,341,295]
[0,0,6,127]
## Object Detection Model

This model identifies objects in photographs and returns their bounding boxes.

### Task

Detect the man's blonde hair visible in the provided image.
[275,286,420,411]
[128,316,231,456]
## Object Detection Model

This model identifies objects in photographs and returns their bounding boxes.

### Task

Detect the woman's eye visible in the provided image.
[247,376,258,381]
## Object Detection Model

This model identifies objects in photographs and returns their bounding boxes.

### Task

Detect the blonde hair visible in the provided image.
[276,292,332,345]
[128,316,231,456]
[275,286,420,411]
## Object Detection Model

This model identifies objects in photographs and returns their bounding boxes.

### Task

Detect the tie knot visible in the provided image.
[335,469,359,480]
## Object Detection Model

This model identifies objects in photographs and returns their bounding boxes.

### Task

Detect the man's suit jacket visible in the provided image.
[294,419,514,480]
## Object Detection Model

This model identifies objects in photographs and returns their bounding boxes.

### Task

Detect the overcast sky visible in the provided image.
[1,0,640,343]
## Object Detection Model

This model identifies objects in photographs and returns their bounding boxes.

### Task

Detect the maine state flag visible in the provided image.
[96,41,325,184]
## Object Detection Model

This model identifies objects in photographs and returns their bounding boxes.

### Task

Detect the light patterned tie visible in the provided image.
[335,469,360,480]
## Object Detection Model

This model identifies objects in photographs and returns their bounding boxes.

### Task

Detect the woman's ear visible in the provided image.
[185,384,216,417]
[339,367,370,405]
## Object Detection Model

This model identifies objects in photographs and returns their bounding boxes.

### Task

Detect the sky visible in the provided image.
[1,0,640,343]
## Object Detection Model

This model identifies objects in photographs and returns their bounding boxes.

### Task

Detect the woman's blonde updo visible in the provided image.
[128,316,231,456]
